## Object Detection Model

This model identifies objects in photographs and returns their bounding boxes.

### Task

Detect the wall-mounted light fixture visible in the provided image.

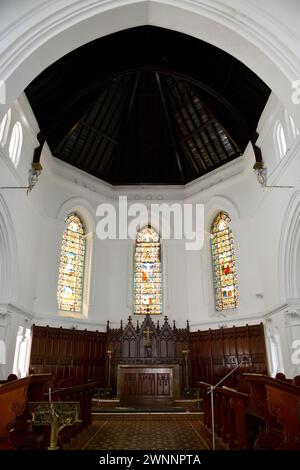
[28,162,42,192]
[253,161,294,189]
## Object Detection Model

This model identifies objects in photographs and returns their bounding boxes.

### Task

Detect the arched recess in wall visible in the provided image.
[56,198,95,317]
[278,190,300,300]
[0,194,19,301]
[0,0,300,129]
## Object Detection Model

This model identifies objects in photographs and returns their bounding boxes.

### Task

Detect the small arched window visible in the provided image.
[57,214,86,313]
[9,121,23,167]
[134,226,162,315]
[289,115,299,139]
[276,122,287,159]
[211,212,238,311]
[0,109,11,147]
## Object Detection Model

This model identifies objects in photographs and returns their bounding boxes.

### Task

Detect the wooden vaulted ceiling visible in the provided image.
[25,26,270,185]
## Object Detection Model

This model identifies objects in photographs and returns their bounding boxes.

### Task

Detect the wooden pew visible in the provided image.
[198,373,300,450]
[243,373,300,450]
[197,381,249,449]
[0,374,52,449]
[197,382,211,428]
[242,373,284,449]
[215,386,249,449]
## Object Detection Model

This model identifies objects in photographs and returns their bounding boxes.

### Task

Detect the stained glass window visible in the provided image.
[211,212,238,311]
[57,214,85,312]
[134,226,162,315]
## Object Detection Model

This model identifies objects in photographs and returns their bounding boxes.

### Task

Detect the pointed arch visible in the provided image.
[134,226,162,315]
[57,213,86,313]
[211,211,238,311]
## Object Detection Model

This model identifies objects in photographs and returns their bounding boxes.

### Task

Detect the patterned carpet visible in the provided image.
[67,414,208,450]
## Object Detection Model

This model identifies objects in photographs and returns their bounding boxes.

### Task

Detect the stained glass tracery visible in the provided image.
[57,214,85,312]
[211,212,238,311]
[134,226,162,315]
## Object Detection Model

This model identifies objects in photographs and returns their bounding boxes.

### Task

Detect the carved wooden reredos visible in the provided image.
[107,314,190,363]
[106,314,190,394]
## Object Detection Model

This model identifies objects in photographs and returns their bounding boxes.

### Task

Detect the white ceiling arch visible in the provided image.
[0,0,300,127]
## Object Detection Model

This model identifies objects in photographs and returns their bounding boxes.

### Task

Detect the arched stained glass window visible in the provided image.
[57,214,85,312]
[134,226,162,315]
[211,212,238,311]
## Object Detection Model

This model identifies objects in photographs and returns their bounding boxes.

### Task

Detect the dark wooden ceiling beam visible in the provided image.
[181,84,222,164]
[86,82,123,167]
[112,72,140,183]
[211,122,231,160]
[101,98,132,178]
[168,78,209,172]
[69,89,109,165]
[163,78,203,174]
[89,81,131,173]
[155,72,185,184]
[81,80,125,169]
[91,81,128,173]
[81,121,118,145]
[171,78,216,169]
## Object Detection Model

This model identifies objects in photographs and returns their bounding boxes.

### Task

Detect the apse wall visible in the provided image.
[1,91,300,378]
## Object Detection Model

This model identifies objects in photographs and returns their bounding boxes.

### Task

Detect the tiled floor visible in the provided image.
[66,414,209,450]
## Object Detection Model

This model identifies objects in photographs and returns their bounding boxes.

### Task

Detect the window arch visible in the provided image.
[57,213,86,313]
[275,122,287,159]
[9,121,22,167]
[211,212,238,311]
[0,109,11,147]
[289,115,299,140]
[134,226,162,315]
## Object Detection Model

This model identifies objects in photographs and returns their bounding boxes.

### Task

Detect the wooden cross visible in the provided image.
[143,327,153,347]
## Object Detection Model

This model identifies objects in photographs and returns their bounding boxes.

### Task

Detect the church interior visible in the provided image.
[0,0,300,453]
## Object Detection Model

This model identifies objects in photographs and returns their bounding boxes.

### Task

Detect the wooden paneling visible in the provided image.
[30,321,267,393]
[30,325,106,386]
[190,323,267,386]
[117,365,180,403]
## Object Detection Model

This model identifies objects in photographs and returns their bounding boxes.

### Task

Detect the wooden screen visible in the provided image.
[30,325,106,386]
[189,323,267,386]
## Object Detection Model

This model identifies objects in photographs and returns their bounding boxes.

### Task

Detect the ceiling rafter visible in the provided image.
[112,72,140,183]
[155,72,185,184]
